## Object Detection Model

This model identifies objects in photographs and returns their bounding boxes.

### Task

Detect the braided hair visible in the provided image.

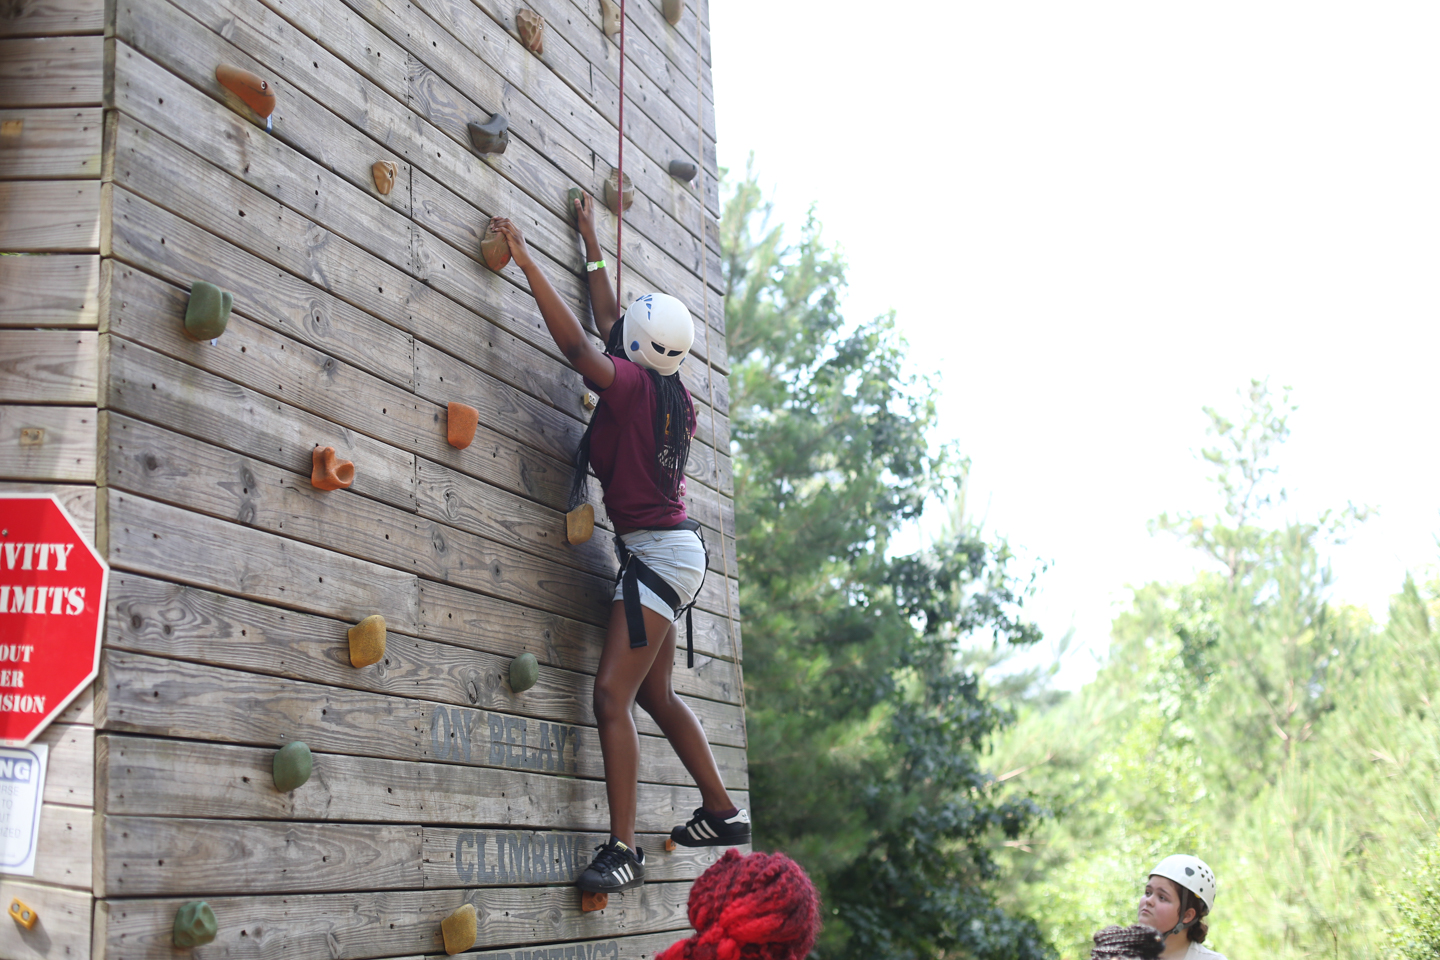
[657,849,821,960]
[568,315,694,512]
[1090,924,1165,959]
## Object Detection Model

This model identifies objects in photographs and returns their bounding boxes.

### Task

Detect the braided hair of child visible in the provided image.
[657,849,821,960]
[1089,924,1166,960]
[568,318,694,512]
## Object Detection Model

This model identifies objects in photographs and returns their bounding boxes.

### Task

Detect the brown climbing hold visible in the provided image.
[311,446,355,491]
[516,9,545,55]
[581,890,609,913]
[581,390,599,412]
[348,614,386,668]
[604,167,634,215]
[372,160,397,195]
[668,159,697,183]
[467,113,510,155]
[441,903,478,955]
[448,401,479,449]
[215,64,276,119]
[8,898,36,930]
[599,0,621,40]
[480,221,511,272]
[663,0,682,26]
[664,837,677,853]
[566,503,595,545]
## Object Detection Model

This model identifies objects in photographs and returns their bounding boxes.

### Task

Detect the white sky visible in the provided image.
[709,1,1440,687]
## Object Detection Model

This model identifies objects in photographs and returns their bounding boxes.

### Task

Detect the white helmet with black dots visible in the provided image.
[1150,854,1217,911]
[622,292,693,377]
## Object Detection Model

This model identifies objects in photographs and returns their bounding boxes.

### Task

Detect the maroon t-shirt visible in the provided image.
[585,357,694,530]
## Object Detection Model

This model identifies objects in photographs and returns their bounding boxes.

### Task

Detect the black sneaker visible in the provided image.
[576,838,645,893]
[670,807,751,847]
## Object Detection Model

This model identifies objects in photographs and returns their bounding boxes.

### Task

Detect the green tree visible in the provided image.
[724,161,1053,960]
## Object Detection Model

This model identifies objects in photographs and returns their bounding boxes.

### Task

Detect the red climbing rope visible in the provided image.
[656,849,822,960]
[614,0,627,303]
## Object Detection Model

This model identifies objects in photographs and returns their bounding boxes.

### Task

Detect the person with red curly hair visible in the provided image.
[658,849,821,960]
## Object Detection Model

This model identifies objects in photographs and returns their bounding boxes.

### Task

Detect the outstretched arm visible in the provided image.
[491,217,615,390]
[574,192,619,341]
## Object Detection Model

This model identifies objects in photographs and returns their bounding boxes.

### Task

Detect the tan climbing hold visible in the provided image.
[604,167,634,215]
[448,402,479,449]
[581,390,599,412]
[599,0,621,40]
[348,614,386,668]
[581,890,609,912]
[663,0,682,25]
[566,503,595,545]
[441,903,478,955]
[516,9,545,55]
[664,837,676,853]
[311,446,355,491]
[480,221,512,272]
[215,64,276,119]
[8,898,36,929]
[372,160,397,195]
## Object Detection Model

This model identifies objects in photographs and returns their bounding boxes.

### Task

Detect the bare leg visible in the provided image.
[634,622,734,814]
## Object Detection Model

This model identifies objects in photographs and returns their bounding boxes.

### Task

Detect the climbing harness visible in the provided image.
[613,520,708,667]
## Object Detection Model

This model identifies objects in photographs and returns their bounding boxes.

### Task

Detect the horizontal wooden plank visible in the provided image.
[455,929,689,960]
[0,482,95,542]
[0,180,99,251]
[0,253,98,327]
[33,801,92,890]
[102,489,422,634]
[39,721,92,807]
[422,828,737,888]
[96,735,746,832]
[93,880,690,960]
[0,0,104,38]
[0,877,91,959]
[0,330,97,402]
[0,107,101,178]
[0,36,102,107]
[0,403,95,482]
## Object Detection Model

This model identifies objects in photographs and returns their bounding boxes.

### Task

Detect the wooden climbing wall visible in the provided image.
[2,0,740,952]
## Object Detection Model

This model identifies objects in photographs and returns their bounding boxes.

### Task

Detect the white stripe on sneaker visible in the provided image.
[699,822,717,839]
[688,824,703,840]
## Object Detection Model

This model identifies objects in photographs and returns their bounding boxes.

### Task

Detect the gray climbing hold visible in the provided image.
[567,186,584,221]
[184,281,233,342]
[468,114,510,155]
[663,0,682,26]
[668,159,697,183]
[273,741,313,792]
[173,900,219,948]
[510,652,539,693]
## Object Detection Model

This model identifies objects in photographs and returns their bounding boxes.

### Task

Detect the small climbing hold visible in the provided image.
[183,280,233,342]
[581,390,599,412]
[663,0,682,25]
[311,446,355,491]
[372,160,397,195]
[480,221,511,272]
[7,898,36,930]
[448,401,479,449]
[668,159,697,183]
[603,167,634,215]
[664,837,676,853]
[467,113,510,155]
[215,64,276,119]
[272,740,313,793]
[599,0,621,39]
[581,890,609,912]
[348,614,386,668]
[441,903,478,955]
[566,503,595,545]
[516,9,545,55]
[509,652,539,693]
[567,186,584,220]
[172,900,218,948]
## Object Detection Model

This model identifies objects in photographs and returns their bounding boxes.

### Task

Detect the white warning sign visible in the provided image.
[0,744,48,876]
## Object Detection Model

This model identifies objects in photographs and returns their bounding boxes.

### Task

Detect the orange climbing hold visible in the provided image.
[480,222,512,272]
[566,503,595,544]
[664,838,677,853]
[311,446,355,491]
[215,64,276,119]
[372,160,397,195]
[448,402,479,449]
[441,903,478,954]
[581,890,609,912]
[517,9,545,55]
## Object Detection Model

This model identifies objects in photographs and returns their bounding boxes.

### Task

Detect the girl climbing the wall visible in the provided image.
[491,196,749,897]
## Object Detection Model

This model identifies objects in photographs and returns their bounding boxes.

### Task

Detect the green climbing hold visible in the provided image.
[173,900,218,948]
[567,186,584,220]
[510,652,539,693]
[184,281,233,341]
[272,741,312,792]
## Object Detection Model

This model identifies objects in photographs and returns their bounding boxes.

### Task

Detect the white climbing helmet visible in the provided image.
[621,292,693,377]
[1150,854,1217,912]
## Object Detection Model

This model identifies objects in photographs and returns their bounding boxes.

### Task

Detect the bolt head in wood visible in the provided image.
[509,652,539,693]
[272,740,313,792]
[18,427,43,446]
[7,898,36,929]
[172,900,218,947]
[566,503,595,545]
[372,160,398,195]
[441,902,478,954]
[348,614,387,668]
[184,281,233,342]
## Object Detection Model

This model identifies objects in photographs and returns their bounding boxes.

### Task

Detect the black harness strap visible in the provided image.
[614,519,708,667]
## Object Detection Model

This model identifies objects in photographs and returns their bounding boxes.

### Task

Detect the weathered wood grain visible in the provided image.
[0,330,97,402]
[0,878,91,958]
[38,721,91,807]
[93,880,691,959]
[102,489,422,633]
[0,0,104,38]
[449,929,690,960]
[0,107,101,178]
[0,36,102,107]
[0,482,95,540]
[0,253,98,327]
[0,403,95,481]
[97,735,746,832]
[0,180,99,250]
[32,801,92,890]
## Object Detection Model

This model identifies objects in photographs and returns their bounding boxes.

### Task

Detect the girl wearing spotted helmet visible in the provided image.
[1136,855,1226,959]
[490,203,748,900]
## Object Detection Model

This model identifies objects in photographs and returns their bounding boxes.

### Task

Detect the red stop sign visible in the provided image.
[0,495,107,746]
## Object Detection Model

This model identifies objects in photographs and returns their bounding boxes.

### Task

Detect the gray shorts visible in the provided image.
[612,528,707,620]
